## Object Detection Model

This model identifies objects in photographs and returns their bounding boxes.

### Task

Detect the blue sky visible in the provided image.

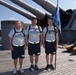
[0,0,76,23]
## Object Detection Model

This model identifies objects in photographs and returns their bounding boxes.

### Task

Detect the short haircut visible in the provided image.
[31,17,37,20]
[16,20,21,23]
[48,17,53,20]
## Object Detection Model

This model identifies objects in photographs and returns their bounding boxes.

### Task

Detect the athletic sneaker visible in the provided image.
[13,68,17,74]
[34,65,39,71]
[19,68,24,73]
[45,65,50,70]
[29,65,35,71]
[50,64,55,70]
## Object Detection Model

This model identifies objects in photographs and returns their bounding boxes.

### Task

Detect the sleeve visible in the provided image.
[8,29,14,38]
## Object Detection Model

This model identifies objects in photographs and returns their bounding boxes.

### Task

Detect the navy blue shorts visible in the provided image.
[28,43,40,55]
[45,41,56,55]
[11,45,25,59]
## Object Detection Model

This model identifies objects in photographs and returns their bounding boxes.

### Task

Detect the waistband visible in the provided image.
[13,44,24,47]
[46,40,55,42]
[29,41,39,44]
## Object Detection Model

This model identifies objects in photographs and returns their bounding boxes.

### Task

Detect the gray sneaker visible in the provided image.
[13,68,17,74]
[19,68,24,73]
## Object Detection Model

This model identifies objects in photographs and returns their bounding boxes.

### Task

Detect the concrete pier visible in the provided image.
[0,46,76,75]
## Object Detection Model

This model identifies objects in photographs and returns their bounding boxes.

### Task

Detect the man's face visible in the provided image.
[48,19,52,25]
[16,21,22,29]
[32,19,37,25]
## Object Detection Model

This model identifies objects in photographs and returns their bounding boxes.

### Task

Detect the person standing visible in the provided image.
[43,18,58,70]
[25,17,42,71]
[8,21,26,74]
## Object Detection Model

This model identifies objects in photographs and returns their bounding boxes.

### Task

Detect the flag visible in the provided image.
[52,4,61,33]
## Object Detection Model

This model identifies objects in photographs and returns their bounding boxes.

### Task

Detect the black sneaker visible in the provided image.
[29,65,34,71]
[35,65,39,71]
[50,64,55,70]
[45,65,50,70]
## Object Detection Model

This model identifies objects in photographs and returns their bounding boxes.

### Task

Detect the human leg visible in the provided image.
[19,58,24,73]
[45,54,50,70]
[12,46,19,74]
[29,55,35,71]
[34,55,39,70]
[13,59,18,74]
[50,54,55,70]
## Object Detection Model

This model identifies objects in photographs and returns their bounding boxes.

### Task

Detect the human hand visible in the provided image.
[24,45,27,50]
[43,43,45,48]
[10,46,13,51]
[56,45,58,50]
[40,42,43,46]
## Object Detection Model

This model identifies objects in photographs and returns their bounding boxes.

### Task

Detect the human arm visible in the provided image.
[24,26,29,49]
[8,29,14,51]
[40,33,43,46]
[9,37,13,51]
[42,27,46,48]
[42,33,45,48]
[24,35,28,50]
